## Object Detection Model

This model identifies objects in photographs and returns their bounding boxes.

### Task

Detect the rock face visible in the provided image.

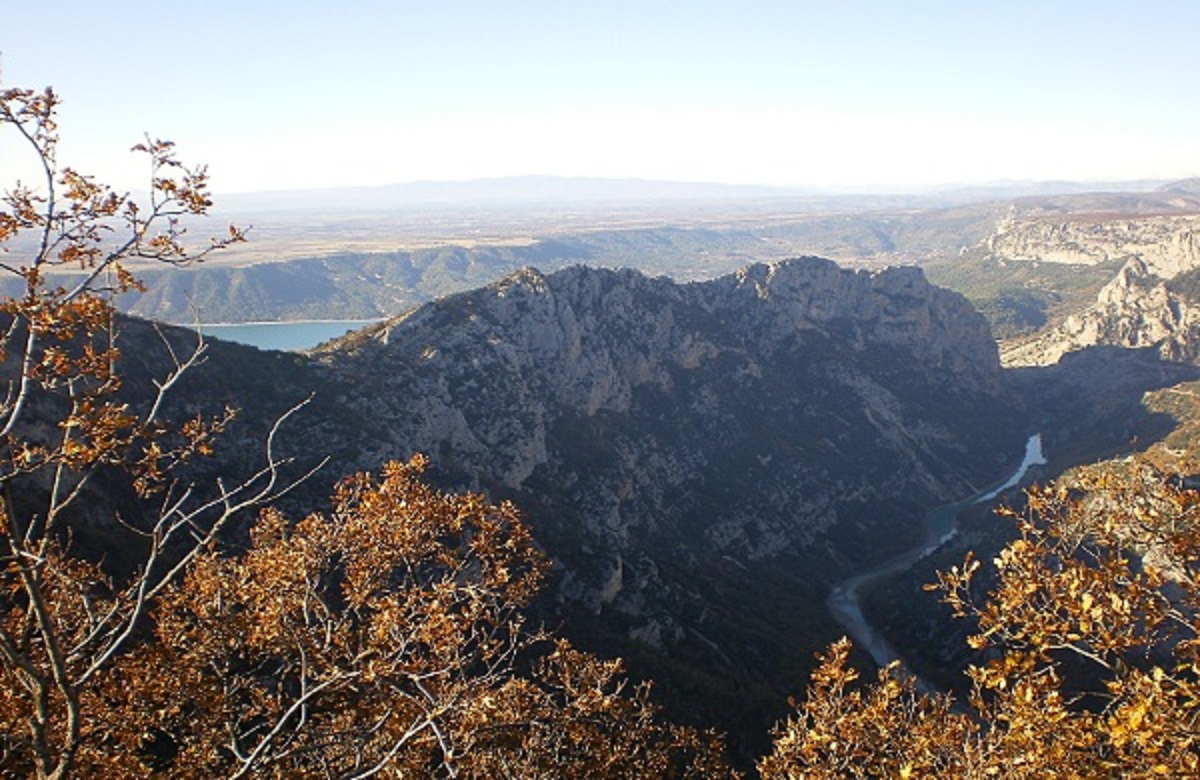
[318,259,1009,549]
[983,211,1200,367]
[988,213,1200,279]
[311,257,1020,693]
[1004,258,1200,366]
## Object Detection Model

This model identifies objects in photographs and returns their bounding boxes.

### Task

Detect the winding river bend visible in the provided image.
[826,434,1047,689]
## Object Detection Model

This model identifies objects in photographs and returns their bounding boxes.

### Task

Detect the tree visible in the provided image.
[760,459,1200,778]
[0,85,289,779]
[95,456,731,777]
[757,639,978,779]
[0,86,734,778]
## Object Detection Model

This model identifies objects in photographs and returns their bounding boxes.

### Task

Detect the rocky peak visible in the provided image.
[317,257,1014,559]
[709,259,999,390]
[310,259,1020,686]
[330,257,1002,416]
[1003,257,1200,366]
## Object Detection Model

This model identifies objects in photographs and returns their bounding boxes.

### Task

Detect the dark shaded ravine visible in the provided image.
[826,434,1046,690]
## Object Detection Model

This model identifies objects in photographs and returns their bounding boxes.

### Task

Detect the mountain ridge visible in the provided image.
[285,256,1024,748]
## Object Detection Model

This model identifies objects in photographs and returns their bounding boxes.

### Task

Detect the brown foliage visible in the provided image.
[85,457,729,777]
[758,639,976,779]
[0,83,271,780]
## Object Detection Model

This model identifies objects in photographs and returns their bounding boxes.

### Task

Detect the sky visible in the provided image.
[2,1,1198,194]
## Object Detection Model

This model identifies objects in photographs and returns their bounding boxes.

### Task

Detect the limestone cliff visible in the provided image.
[987,213,1200,279]
[1003,258,1200,366]
[981,210,1200,367]
[311,258,1020,643]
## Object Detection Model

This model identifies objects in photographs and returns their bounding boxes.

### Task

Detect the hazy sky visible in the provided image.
[3,1,1198,193]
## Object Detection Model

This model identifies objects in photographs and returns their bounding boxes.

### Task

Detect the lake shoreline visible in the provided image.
[190,319,386,352]
[191,318,386,328]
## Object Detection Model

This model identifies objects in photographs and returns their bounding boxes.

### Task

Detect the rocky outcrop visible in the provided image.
[987,214,1200,279]
[703,261,1001,393]
[312,258,1019,626]
[985,210,1200,367]
[1003,258,1200,367]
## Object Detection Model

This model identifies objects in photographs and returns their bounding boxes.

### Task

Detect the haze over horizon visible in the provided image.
[3,2,1198,195]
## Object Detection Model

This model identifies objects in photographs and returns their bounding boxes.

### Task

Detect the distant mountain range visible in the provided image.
[1158,177,1200,195]
[213,175,1186,215]
[214,176,810,214]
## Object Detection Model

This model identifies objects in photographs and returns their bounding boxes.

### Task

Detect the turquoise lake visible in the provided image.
[197,320,381,352]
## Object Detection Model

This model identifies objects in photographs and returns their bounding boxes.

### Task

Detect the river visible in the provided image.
[826,434,1046,689]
